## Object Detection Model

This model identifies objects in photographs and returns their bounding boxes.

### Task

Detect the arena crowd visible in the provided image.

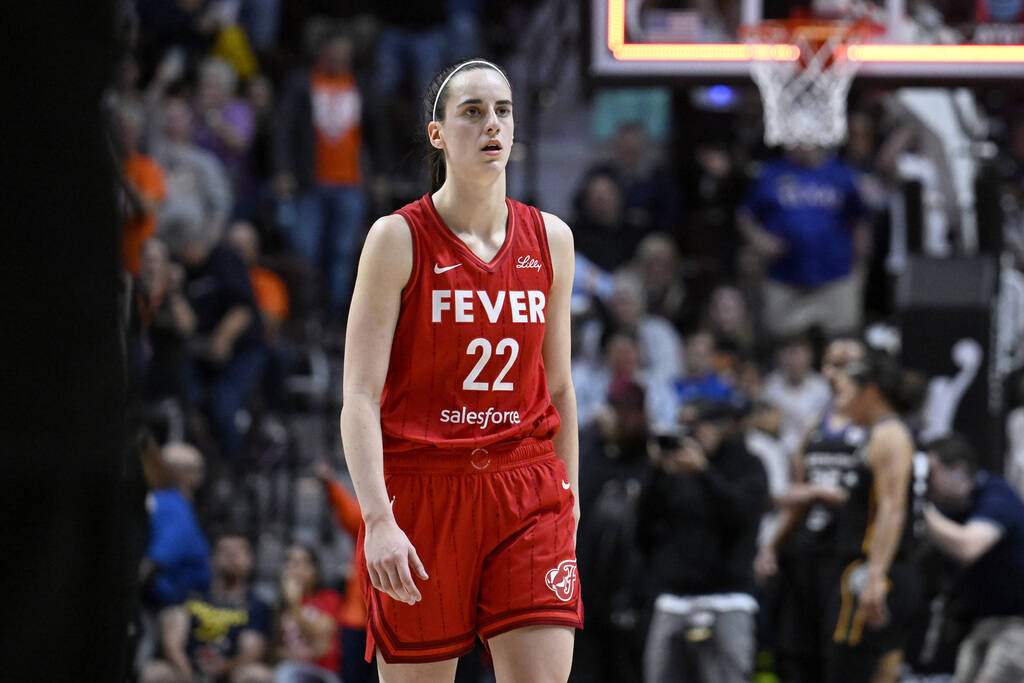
[116,1,1024,682]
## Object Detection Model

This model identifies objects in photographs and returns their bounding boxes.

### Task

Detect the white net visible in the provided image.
[747,24,873,148]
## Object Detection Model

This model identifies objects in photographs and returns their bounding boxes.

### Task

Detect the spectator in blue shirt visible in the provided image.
[925,434,1024,683]
[738,146,870,338]
[141,443,211,610]
[674,330,735,407]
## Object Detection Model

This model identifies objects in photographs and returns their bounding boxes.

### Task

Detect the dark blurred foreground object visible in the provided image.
[0,1,129,681]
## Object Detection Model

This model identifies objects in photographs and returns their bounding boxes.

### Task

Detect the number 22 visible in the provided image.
[463,337,519,391]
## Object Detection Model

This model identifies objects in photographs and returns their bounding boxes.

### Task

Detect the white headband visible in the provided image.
[431,60,511,123]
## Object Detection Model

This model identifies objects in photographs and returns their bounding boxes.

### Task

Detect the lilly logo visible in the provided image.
[516,255,542,271]
[545,560,579,602]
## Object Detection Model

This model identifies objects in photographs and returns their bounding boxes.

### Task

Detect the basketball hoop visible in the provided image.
[740,19,884,148]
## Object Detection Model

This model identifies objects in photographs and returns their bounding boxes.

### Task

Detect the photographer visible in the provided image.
[638,398,769,683]
[925,434,1024,683]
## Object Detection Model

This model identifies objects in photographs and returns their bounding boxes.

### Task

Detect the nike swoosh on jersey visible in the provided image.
[562,480,571,490]
[434,263,462,274]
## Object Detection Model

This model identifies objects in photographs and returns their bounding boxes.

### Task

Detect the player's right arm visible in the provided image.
[340,214,428,606]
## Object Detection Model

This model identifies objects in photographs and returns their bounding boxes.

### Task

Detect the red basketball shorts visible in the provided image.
[358,438,583,663]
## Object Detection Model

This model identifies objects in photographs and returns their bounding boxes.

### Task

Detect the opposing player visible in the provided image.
[339,58,581,683]
[823,351,926,683]
[755,336,867,683]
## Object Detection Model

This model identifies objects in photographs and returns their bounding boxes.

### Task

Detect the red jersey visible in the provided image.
[379,194,560,452]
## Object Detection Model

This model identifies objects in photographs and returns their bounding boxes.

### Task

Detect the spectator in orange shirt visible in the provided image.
[227,220,290,414]
[117,105,167,275]
[273,28,365,318]
[227,221,289,342]
[315,460,374,683]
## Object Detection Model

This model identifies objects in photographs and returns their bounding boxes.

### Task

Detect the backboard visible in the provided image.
[590,0,1024,83]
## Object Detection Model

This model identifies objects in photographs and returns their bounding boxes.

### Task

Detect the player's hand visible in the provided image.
[813,485,849,507]
[860,572,890,628]
[754,546,778,583]
[573,499,581,542]
[779,483,843,507]
[780,483,815,506]
[364,518,428,605]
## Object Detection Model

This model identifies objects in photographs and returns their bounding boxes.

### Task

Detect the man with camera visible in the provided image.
[925,434,1024,683]
[637,398,769,683]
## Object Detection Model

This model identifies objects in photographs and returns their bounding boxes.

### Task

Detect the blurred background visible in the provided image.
[106,0,1024,682]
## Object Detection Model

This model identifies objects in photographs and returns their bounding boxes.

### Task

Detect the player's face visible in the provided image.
[823,340,864,410]
[434,69,513,179]
[845,380,873,426]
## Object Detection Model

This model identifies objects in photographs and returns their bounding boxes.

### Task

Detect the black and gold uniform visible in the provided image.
[824,416,929,683]
[777,408,867,683]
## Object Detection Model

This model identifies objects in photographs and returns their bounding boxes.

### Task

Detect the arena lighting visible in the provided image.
[706,85,735,106]
[606,0,1024,65]
[847,44,1024,63]
[606,0,798,61]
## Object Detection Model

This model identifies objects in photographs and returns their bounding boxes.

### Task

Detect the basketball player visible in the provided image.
[823,351,926,683]
[754,336,867,683]
[339,58,581,683]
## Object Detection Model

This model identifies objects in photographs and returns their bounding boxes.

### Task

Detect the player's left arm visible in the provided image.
[865,422,913,577]
[542,212,580,528]
[861,421,913,626]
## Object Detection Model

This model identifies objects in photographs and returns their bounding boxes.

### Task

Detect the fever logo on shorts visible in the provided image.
[544,560,578,602]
